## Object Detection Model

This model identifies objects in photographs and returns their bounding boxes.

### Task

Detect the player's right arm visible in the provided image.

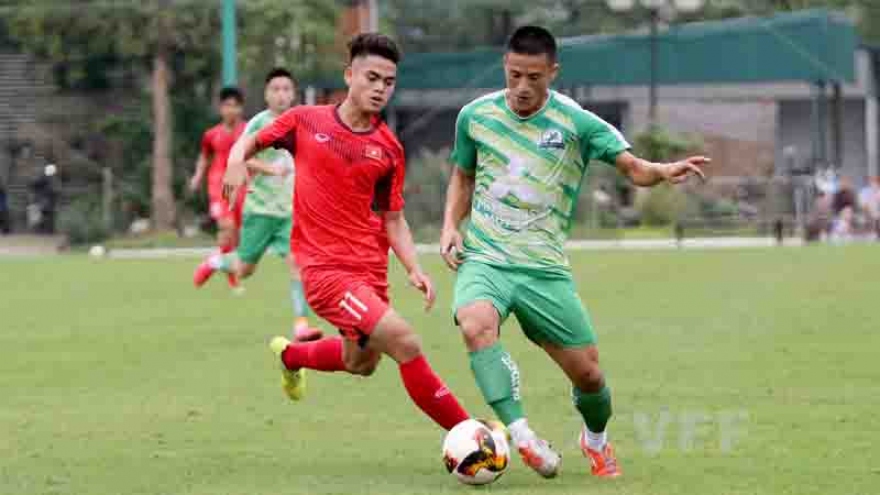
[441,107,478,271]
[246,158,289,177]
[189,132,212,192]
[224,108,298,202]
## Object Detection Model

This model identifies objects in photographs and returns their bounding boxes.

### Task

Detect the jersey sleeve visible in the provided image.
[449,106,477,173]
[375,147,406,212]
[200,130,213,156]
[576,111,631,166]
[243,114,263,136]
[255,107,298,153]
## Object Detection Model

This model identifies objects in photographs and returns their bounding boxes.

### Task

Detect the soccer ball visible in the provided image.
[88,245,106,258]
[442,419,510,485]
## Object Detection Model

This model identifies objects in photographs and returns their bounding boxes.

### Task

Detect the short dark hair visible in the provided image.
[348,33,401,65]
[265,67,296,87]
[219,86,244,104]
[507,26,557,62]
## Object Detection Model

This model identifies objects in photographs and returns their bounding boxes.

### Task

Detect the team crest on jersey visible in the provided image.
[538,129,565,149]
[364,145,383,161]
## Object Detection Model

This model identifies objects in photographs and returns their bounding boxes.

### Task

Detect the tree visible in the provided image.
[5,0,219,231]
[3,0,339,232]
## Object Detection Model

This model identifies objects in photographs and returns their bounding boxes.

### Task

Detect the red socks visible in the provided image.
[399,355,470,430]
[219,242,238,287]
[280,341,469,431]
[281,337,346,372]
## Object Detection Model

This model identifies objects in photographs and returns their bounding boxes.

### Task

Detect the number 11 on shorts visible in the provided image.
[340,291,368,321]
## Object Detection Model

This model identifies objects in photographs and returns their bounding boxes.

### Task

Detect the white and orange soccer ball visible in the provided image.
[442,419,510,485]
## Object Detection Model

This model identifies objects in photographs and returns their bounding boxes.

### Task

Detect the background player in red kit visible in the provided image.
[224,34,470,431]
[189,87,246,290]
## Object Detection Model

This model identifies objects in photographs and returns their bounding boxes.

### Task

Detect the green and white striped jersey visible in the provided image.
[244,109,294,218]
[450,90,630,273]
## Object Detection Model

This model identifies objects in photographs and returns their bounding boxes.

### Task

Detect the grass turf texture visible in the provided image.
[1,245,878,495]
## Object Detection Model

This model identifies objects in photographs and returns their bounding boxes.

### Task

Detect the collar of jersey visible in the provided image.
[501,89,553,122]
[333,104,379,135]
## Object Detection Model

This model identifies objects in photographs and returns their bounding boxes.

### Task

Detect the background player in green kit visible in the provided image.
[194,68,317,341]
[441,26,709,479]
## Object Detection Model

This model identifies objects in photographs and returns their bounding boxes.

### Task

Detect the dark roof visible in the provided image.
[394,9,857,90]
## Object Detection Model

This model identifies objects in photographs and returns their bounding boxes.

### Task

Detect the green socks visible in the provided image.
[573,385,612,433]
[471,343,613,437]
[290,279,311,318]
[469,343,524,425]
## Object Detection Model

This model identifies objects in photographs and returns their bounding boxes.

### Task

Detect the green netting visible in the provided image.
[391,9,857,90]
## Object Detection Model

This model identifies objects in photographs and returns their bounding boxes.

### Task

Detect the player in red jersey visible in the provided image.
[189,87,246,291]
[224,34,470,431]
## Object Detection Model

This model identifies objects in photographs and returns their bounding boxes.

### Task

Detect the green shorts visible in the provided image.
[237,213,291,265]
[452,261,597,347]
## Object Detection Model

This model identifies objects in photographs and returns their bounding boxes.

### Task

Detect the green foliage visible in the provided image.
[57,197,108,245]
[637,183,691,226]
[238,0,340,88]
[5,1,221,89]
[632,126,702,162]
[402,148,451,230]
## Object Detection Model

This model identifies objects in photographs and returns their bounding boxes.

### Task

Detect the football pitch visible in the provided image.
[1,245,878,495]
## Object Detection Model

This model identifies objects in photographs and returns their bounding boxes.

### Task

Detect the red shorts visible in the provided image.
[302,267,390,345]
[208,175,244,227]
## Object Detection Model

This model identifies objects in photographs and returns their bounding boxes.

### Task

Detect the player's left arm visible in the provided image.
[380,148,435,310]
[246,158,288,177]
[384,210,435,311]
[578,111,708,187]
[225,108,297,201]
[615,151,709,187]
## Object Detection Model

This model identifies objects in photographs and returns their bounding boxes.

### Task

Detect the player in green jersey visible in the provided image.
[441,26,709,479]
[194,68,317,341]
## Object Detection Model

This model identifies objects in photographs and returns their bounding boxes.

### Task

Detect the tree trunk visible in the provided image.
[150,45,176,231]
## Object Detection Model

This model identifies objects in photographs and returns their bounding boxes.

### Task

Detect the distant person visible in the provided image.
[0,183,10,234]
[30,164,57,234]
[831,206,855,242]
[192,68,317,340]
[805,191,833,242]
[189,87,246,292]
[832,176,856,215]
[858,176,880,238]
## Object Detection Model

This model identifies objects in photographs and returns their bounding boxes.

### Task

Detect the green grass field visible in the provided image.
[2,245,878,495]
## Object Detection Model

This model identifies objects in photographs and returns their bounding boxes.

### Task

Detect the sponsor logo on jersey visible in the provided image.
[538,128,564,149]
[314,133,330,143]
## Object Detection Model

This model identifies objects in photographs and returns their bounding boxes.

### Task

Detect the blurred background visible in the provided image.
[0,0,879,253]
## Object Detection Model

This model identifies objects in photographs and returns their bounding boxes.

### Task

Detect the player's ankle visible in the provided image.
[508,418,535,446]
[583,427,608,451]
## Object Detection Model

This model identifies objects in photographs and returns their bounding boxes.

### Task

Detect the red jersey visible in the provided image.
[201,121,245,184]
[255,105,405,272]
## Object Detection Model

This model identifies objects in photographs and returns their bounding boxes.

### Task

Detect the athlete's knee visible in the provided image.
[342,347,381,376]
[387,330,422,363]
[347,357,380,376]
[239,263,256,278]
[370,311,423,363]
[377,323,422,363]
[456,302,499,351]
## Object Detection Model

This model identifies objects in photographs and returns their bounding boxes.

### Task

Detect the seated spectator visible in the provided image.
[830,206,855,243]
[858,176,880,238]
[833,176,857,215]
[805,191,832,242]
